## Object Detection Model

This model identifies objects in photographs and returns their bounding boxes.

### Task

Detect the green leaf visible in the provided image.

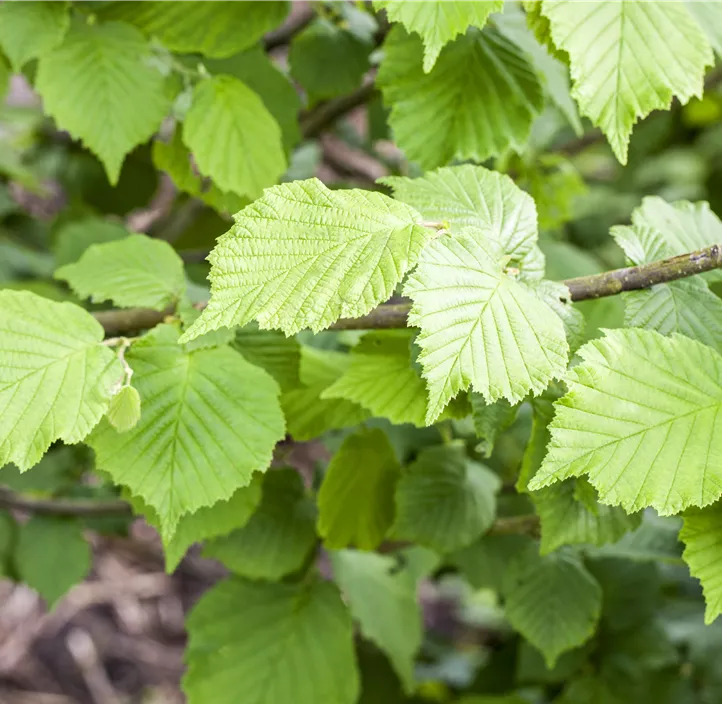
[318,428,400,550]
[182,75,286,200]
[53,217,129,267]
[528,328,722,516]
[375,0,503,72]
[204,44,301,153]
[541,0,713,163]
[322,331,428,427]
[152,129,246,214]
[404,233,568,423]
[0,1,69,70]
[470,395,518,458]
[179,178,430,341]
[98,1,289,58]
[392,443,501,553]
[383,165,545,279]
[35,21,174,184]
[203,468,317,580]
[0,291,121,470]
[377,26,543,169]
[233,325,301,392]
[88,324,285,537]
[331,549,429,692]
[594,512,682,565]
[282,347,369,441]
[686,0,722,58]
[164,480,262,573]
[613,225,722,354]
[106,385,141,433]
[55,234,186,311]
[681,502,722,624]
[504,547,602,667]
[534,479,642,555]
[290,19,371,105]
[184,576,358,704]
[0,54,9,106]
[15,517,90,607]
[0,446,78,495]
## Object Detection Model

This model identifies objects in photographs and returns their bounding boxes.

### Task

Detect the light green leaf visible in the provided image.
[179,178,430,341]
[233,325,301,392]
[392,443,501,553]
[97,1,289,58]
[164,479,262,573]
[15,517,90,607]
[593,512,683,565]
[203,468,317,580]
[541,0,713,163]
[36,21,174,184]
[404,233,568,423]
[204,44,301,153]
[184,577,358,704]
[681,502,722,624]
[533,279,585,354]
[534,479,642,555]
[331,549,429,692]
[55,234,185,311]
[182,75,286,200]
[504,547,602,667]
[377,26,543,169]
[470,395,518,458]
[88,324,285,537]
[0,1,69,70]
[318,428,400,550]
[322,331,428,427]
[53,217,129,267]
[152,129,246,214]
[106,385,141,433]
[630,196,722,283]
[383,165,544,279]
[0,291,121,470]
[528,328,722,516]
[375,0,502,72]
[290,19,371,105]
[686,0,722,57]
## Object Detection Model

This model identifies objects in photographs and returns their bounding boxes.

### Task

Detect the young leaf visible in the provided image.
[203,468,317,580]
[383,165,545,279]
[528,328,722,516]
[404,233,568,423]
[331,549,431,692]
[0,291,122,470]
[470,395,518,458]
[88,324,285,538]
[322,331,428,428]
[613,225,722,353]
[55,234,186,311]
[504,547,602,668]
[541,0,713,163]
[53,217,129,267]
[0,1,69,70]
[15,517,91,607]
[184,576,359,704]
[377,26,543,169]
[533,479,642,555]
[35,21,174,184]
[98,1,288,58]
[374,0,503,72]
[179,178,430,341]
[681,503,722,624]
[392,443,501,553]
[290,19,371,105]
[106,385,141,433]
[318,428,400,550]
[282,346,369,441]
[182,75,286,200]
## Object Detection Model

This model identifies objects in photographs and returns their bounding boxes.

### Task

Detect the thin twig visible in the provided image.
[300,80,378,139]
[263,4,315,51]
[0,487,132,517]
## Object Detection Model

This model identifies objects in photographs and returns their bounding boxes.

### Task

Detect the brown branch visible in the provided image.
[0,487,131,517]
[93,244,722,335]
[263,4,315,51]
[300,80,378,139]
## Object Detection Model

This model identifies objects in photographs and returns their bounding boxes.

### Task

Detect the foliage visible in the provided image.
[1,2,722,702]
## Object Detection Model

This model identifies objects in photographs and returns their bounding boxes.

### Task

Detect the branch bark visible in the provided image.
[300,80,378,139]
[0,487,131,517]
[94,243,722,335]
